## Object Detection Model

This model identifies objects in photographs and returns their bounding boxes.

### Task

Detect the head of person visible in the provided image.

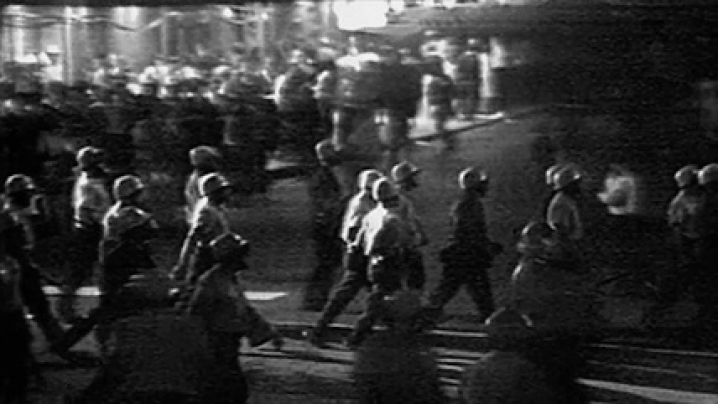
[76,146,105,172]
[3,174,37,209]
[189,146,222,173]
[199,173,234,205]
[373,178,401,210]
[552,163,582,197]
[544,164,563,189]
[391,161,421,192]
[210,232,250,271]
[315,139,341,167]
[459,166,489,197]
[698,163,718,192]
[516,221,558,259]
[114,205,154,241]
[674,165,700,190]
[113,175,146,205]
[357,169,384,197]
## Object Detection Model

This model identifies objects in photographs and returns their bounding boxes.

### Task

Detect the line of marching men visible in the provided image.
[0,143,283,404]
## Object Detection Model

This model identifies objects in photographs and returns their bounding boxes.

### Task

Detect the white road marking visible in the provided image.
[42,286,288,301]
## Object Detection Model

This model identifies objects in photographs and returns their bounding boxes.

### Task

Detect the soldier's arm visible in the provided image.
[187,276,216,320]
[176,209,211,270]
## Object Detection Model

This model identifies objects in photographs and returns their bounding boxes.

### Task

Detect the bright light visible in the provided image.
[333,0,389,30]
[222,6,234,19]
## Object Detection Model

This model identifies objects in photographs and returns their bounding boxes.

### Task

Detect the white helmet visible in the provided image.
[552,164,582,191]
[199,173,233,197]
[391,161,421,184]
[698,163,718,186]
[544,164,563,187]
[357,169,384,191]
[372,178,399,204]
[113,175,145,201]
[674,165,699,188]
[459,167,489,190]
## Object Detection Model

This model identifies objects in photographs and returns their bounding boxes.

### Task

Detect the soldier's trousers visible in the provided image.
[59,225,102,321]
[428,263,495,321]
[315,248,370,331]
[206,332,249,404]
[18,258,63,341]
[302,235,344,310]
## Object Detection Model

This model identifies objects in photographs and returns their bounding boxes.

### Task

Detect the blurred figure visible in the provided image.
[423,57,454,150]
[597,164,642,217]
[0,209,33,404]
[60,146,111,323]
[189,232,283,404]
[427,167,501,324]
[302,140,346,311]
[314,61,338,136]
[172,173,234,297]
[346,178,414,347]
[306,169,384,347]
[185,146,223,224]
[354,289,444,404]
[547,164,584,243]
[391,161,428,290]
[542,164,563,217]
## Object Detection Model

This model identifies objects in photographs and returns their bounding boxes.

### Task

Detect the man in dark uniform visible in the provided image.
[302,140,346,311]
[426,167,500,324]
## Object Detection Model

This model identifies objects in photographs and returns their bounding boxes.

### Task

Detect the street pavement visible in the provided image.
[29,106,715,403]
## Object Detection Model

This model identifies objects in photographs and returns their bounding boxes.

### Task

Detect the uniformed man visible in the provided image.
[542,164,564,217]
[426,167,501,324]
[305,169,384,347]
[454,40,481,120]
[185,146,223,224]
[391,161,428,290]
[547,164,584,243]
[302,140,346,311]
[188,232,282,404]
[2,174,64,345]
[346,178,414,347]
[60,146,111,323]
[172,173,234,288]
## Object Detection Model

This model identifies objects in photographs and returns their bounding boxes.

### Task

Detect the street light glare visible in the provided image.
[333,0,390,30]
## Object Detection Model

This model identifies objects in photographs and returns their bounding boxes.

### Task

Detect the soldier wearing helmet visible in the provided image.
[1,174,64,348]
[93,204,157,357]
[426,167,501,324]
[390,161,428,290]
[302,140,346,311]
[172,173,234,289]
[546,164,584,242]
[61,146,111,322]
[667,165,703,265]
[185,146,223,224]
[188,232,281,403]
[423,56,454,149]
[345,178,414,347]
[306,169,385,347]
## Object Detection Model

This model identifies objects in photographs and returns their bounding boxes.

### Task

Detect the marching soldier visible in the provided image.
[454,39,481,120]
[391,161,429,290]
[172,173,234,289]
[423,57,454,150]
[302,140,346,311]
[305,169,384,347]
[346,178,414,348]
[547,164,584,243]
[60,146,111,323]
[668,165,703,265]
[2,175,64,347]
[188,232,283,404]
[427,167,501,324]
[185,146,223,224]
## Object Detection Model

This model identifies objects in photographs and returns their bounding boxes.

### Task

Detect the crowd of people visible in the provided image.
[2,34,718,404]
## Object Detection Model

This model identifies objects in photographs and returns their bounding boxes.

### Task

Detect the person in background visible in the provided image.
[546,164,584,244]
[185,146,223,225]
[423,57,454,150]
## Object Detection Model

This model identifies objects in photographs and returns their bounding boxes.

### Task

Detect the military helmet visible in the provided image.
[674,165,699,188]
[4,174,36,195]
[517,221,556,254]
[113,175,145,201]
[552,164,582,191]
[390,161,421,184]
[114,206,151,236]
[544,164,563,187]
[198,173,233,197]
[357,169,384,192]
[698,163,718,186]
[210,232,250,263]
[315,139,338,162]
[189,146,221,168]
[372,178,399,204]
[76,146,104,169]
[459,167,489,190]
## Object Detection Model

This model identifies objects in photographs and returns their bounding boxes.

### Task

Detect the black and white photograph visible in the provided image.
[1,0,718,403]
